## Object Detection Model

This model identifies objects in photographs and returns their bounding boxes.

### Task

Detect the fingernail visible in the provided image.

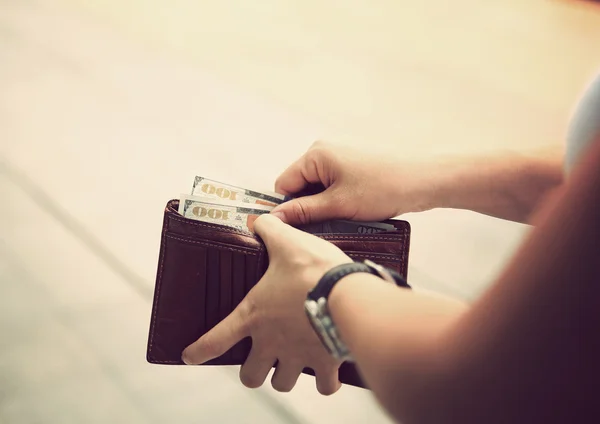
[181,349,193,365]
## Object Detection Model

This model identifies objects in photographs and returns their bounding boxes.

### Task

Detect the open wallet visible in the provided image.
[146,199,412,389]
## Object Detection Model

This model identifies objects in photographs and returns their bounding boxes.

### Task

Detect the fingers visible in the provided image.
[270,191,339,225]
[274,142,333,196]
[272,142,340,225]
[271,361,304,392]
[182,303,250,365]
[252,213,302,250]
[315,366,341,396]
[239,346,277,388]
[274,158,311,196]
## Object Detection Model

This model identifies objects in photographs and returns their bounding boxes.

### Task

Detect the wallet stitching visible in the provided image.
[149,214,409,361]
[346,252,401,261]
[164,234,261,256]
[343,228,409,275]
[168,209,408,241]
[321,233,408,242]
[168,212,258,238]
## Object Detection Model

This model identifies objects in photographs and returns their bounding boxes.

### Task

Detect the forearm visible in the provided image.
[328,276,468,423]
[437,138,600,424]
[425,146,564,223]
[332,139,600,424]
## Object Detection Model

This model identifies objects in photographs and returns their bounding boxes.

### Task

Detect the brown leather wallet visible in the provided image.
[146,199,411,389]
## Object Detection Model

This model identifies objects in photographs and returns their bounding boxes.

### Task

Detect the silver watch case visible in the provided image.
[304,259,398,362]
[304,296,353,362]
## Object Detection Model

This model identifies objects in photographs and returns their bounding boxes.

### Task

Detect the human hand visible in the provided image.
[271,141,437,225]
[181,213,352,394]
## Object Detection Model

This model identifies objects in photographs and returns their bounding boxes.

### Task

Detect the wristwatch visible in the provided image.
[304,260,409,362]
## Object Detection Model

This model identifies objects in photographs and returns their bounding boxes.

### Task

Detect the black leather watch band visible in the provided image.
[307,262,378,301]
[304,260,410,362]
[308,261,409,302]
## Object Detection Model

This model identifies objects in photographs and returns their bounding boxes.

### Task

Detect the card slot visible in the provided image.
[205,249,220,332]
[219,250,233,320]
[147,236,209,363]
[231,252,248,362]
[231,252,247,308]
[218,250,233,361]
[245,253,259,294]
[234,254,259,359]
[197,247,208,343]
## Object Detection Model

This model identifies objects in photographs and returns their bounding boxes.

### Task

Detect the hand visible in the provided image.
[182,213,352,394]
[271,141,436,225]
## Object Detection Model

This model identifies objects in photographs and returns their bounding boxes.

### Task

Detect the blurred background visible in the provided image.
[1,0,599,423]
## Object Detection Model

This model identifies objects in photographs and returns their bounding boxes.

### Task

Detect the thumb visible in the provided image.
[270,192,338,225]
[252,213,300,251]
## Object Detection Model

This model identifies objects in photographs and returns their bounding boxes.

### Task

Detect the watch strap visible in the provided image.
[307,262,379,301]
[305,260,409,362]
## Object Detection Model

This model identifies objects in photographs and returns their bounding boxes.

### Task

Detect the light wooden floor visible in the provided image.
[1,0,599,423]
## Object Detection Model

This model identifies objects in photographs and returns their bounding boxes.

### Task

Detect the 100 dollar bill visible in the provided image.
[298,219,394,234]
[191,176,286,207]
[179,194,395,234]
[179,195,272,232]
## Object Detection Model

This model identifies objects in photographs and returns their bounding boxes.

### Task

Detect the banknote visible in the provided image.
[179,194,395,234]
[191,176,286,207]
[298,219,395,234]
[179,195,273,232]
[181,177,396,234]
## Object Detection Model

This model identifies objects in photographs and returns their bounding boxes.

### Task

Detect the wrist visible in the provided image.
[425,153,510,211]
[326,272,387,352]
[426,155,478,210]
[328,272,381,319]
[305,261,408,361]
[431,149,564,218]
[385,158,457,214]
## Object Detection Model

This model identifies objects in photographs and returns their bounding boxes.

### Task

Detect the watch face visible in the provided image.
[304,300,353,362]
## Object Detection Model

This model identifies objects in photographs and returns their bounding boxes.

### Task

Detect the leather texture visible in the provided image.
[146,199,412,389]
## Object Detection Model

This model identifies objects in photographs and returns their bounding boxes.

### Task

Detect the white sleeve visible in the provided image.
[565,72,600,176]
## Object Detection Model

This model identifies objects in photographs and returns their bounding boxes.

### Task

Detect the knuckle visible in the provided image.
[305,144,337,186]
[306,142,331,160]
[330,192,353,218]
[237,298,258,330]
[273,175,284,191]
[198,336,220,359]
[289,198,311,224]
